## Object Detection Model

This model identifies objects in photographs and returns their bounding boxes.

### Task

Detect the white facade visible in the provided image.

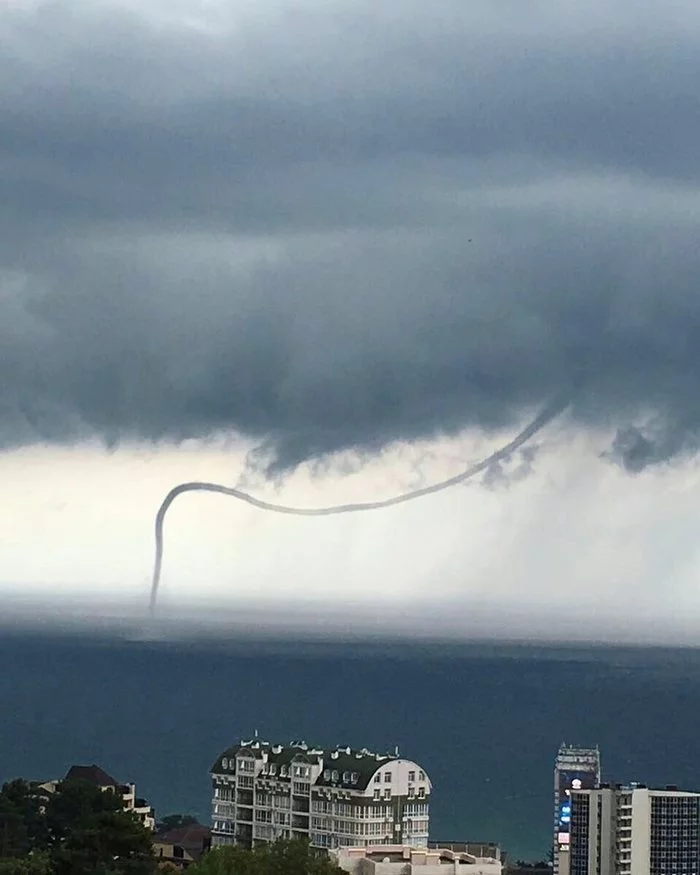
[333,845,501,875]
[211,739,432,850]
[569,785,700,875]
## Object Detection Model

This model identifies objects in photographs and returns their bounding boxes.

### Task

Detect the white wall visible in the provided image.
[361,760,432,799]
[335,849,500,875]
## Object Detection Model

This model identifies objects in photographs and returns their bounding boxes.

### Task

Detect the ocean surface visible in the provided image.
[2,631,700,861]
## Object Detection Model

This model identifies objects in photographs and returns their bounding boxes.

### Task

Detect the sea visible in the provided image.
[1,631,699,862]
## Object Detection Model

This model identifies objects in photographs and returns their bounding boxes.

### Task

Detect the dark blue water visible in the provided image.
[1,632,699,861]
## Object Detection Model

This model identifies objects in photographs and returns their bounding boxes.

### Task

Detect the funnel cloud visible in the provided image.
[149,395,568,611]
[1,1,700,473]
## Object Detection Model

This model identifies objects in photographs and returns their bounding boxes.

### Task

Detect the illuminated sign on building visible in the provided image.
[557,770,597,847]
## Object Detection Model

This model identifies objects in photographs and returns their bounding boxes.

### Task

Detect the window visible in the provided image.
[323,769,330,780]
[332,770,339,782]
[408,770,415,782]
[418,770,425,781]
[343,771,350,783]
[280,766,287,777]
[222,758,229,770]
[384,772,392,783]
[374,789,381,800]
[408,787,415,798]
[351,772,359,784]
[384,789,391,800]
[418,787,425,798]
[374,774,381,783]
[269,764,277,775]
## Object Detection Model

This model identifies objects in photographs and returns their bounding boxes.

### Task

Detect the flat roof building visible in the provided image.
[570,784,700,875]
[554,744,601,875]
[333,844,501,875]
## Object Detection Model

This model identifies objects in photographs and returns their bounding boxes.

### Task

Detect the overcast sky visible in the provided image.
[2,0,700,641]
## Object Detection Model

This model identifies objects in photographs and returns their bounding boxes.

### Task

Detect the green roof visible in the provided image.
[211,740,400,791]
[315,749,394,790]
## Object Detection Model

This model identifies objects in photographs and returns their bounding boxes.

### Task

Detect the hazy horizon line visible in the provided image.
[1,589,699,650]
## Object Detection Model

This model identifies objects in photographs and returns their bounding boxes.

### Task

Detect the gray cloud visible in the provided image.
[1,0,700,470]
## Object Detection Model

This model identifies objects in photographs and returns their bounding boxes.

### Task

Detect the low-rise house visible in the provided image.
[153,824,212,869]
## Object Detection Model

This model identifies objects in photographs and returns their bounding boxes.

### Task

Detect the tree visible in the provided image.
[51,809,157,875]
[44,779,122,848]
[264,838,343,875]
[46,780,157,875]
[188,839,344,875]
[0,777,158,874]
[0,853,51,874]
[0,781,48,858]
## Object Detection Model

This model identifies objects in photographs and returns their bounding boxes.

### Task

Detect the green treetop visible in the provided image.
[188,839,345,875]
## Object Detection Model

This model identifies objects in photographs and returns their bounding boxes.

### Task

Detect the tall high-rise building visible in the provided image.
[569,784,700,875]
[210,737,431,850]
[554,744,601,875]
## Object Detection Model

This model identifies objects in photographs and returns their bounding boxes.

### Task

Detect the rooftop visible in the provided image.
[212,739,419,792]
[335,845,500,867]
[155,824,211,846]
[64,764,121,788]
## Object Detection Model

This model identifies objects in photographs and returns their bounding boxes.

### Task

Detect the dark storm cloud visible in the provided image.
[1,0,700,470]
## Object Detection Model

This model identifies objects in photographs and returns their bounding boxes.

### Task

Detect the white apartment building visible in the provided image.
[211,737,432,850]
[569,784,700,875]
[333,844,501,875]
[554,744,601,875]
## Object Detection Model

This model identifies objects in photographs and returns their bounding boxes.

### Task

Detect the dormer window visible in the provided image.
[331,770,339,782]
[269,764,277,776]
[351,772,359,784]
[323,769,331,780]
[343,771,350,783]
[280,765,288,777]
[222,758,228,770]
